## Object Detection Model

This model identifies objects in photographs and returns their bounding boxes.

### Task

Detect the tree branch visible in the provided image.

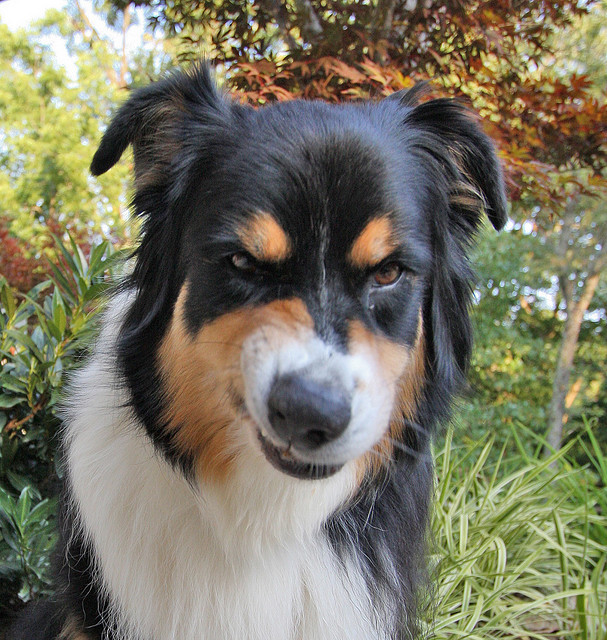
[293,0,323,41]
[261,0,299,52]
[120,5,131,89]
[73,0,119,86]
[371,0,398,45]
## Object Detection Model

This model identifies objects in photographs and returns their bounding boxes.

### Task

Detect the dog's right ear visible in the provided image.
[90,79,169,177]
[90,65,226,188]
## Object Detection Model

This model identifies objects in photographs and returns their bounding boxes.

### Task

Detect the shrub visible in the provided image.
[432,431,607,640]
[0,237,124,616]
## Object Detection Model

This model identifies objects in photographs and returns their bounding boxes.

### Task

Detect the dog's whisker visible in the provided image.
[385,437,433,462]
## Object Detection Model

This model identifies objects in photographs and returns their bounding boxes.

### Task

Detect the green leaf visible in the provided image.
[47,262,76,305]
[16,487,32,526]
[82,282,110,304]
[0,396,23,408]
[6,473,40,498]
[0,283,17,320]
[52,292,67,336]
[0,518,21,553]
[88,241,109,276]
[67,233,86,277]
[53,234,80,280]
[5,329,45,363]
[0,486,16,514]
[27,497,57,524]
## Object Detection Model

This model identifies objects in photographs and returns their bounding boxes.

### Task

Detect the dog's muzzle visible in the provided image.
[242,327,393,481]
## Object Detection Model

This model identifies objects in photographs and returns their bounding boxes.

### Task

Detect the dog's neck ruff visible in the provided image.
[63,294,385,640]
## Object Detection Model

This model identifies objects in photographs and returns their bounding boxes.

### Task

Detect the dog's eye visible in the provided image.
[230,252,258,273]
[372,262,403,287]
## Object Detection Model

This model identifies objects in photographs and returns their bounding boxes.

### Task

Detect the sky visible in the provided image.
[0,0,66,30]
[0,0,147,73]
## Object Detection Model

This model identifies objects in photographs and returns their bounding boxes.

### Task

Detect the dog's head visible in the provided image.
[92,66,506,486]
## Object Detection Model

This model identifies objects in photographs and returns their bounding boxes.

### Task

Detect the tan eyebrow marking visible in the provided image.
[237,211,292,263]
[348,215,398,269]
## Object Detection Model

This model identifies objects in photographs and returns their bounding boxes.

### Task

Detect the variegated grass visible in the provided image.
[430,429,606,640]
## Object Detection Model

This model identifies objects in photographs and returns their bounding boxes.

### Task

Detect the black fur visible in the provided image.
[11,65,506,640]
[94,67,505,476]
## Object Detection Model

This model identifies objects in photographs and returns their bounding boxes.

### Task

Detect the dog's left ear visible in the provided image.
[389,89,508,233]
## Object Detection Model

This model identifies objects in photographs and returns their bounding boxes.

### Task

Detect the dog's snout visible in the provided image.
[267,374,351,449]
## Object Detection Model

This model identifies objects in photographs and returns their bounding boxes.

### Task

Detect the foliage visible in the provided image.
[0,487,57,607]
[432,431,607,640]
[551,0,607,96]
[0,6,148,290]
[0,236,124,617]
[560,418,607,551]
[0,224,48,293]
[456,222,607,456]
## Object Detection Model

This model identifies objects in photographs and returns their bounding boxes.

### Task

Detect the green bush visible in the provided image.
[432,431,607,640]
[0,237,123,614]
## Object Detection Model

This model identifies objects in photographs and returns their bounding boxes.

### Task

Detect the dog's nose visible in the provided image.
[267,374,351,449]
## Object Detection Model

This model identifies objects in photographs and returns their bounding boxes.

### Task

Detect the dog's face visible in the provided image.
[158,124,429,481]
[91,67,506,485]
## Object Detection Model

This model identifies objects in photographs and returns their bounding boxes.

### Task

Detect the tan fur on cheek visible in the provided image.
[389,327,425,436]
[349,318,426,480]
[348,320,411,383]
[158,288,312,482]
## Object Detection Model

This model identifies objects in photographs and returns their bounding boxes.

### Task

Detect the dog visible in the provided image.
[12,65,506,640]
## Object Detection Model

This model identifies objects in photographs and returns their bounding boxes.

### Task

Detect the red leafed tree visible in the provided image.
[0,223,47,292]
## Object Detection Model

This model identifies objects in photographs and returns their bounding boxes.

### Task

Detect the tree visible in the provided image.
[543,184,607,451]
[0,1,168,290]
[459,213,607,457]
[538,2,607,451]
[121,0,606,203]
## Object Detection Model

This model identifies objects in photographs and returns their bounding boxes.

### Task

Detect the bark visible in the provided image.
[293,0,323,41]
[370,0,398,62]
[546,267,603,453]
[74,0,120,87]
[119,6,131,89]
[371,0,398,40]
[564,376,583,412]
[261,0,299,52]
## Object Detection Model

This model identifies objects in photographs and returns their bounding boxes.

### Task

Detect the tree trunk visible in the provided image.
[370,0,398,62]
[119,6,132,89]
[546,270,601,453]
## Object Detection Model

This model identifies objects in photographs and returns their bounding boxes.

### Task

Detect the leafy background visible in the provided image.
[0,0,606,637]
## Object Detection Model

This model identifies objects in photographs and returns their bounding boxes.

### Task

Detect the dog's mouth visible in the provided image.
[256,431,343,480]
